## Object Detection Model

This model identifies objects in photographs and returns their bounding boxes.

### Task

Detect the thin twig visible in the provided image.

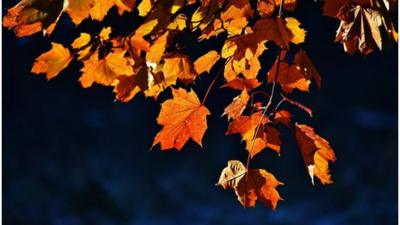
[201,57,232,105]
[245,50,282,174]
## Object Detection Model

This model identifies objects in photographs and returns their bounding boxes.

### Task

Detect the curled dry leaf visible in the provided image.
[222,89,250,120]
[295,124,337,185]
[217,160,283,209]
[153,88,211,151]
[31,43,72,80]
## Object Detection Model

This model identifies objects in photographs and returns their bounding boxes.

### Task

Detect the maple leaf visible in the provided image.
[221,78,262,91]
[113,75,141,102]
[67,0,94,25]
[153,88,211,151]
[226,113,281,157]
[3,0,68,37]
[257,0,297,18]
[79,50,134,88]
[294,50,322,88]
[222,89,250,120]
[31,43,72,80]
[334,3,393,54]
[222,38,266,81]
[217,160,283,209]
[163,54,198,85]
[267,61,311,94]
[295,124,337,185]
[194,51,221,75]
[254,17,306,48]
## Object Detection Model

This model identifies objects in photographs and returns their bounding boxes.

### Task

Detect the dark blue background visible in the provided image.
[3,1,398,224]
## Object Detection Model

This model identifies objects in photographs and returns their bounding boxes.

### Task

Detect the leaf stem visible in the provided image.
[245,49,282,174]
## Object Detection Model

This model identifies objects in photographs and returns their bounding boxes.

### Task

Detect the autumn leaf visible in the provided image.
[217,160,247,189]
[274,110,291,127]
[3,0,68,37]
[226,113,281,157]
[194,50,221,75]
[221,78,262,91]
[254,17,306,48]
[80,50,133,88]
[31,43,72,80]
[163,54,198,85]
[153,88,211,151]
[294,50,322,88]
[217,160,283,209]
[115,0,136,15]
[257,0,297,17]
[113,75,141,102]
[67,0,94,25]
[71,33,91,49]
[268,61,311,94]
[295,124,336,185]
[222,89,250,120]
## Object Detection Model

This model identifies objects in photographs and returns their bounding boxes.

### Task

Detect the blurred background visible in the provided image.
[3,1,398,225]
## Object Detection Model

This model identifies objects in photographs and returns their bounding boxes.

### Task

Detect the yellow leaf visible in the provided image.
[31,43,72,80]
[71,33,91,49]
[285,17,306,44]
[100,27,112,41]
[138,0,153,16]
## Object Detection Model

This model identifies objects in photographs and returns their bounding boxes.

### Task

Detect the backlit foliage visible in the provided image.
[3,0,397,210]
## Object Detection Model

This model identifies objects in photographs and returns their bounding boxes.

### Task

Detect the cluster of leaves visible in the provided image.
[3,0,397,210]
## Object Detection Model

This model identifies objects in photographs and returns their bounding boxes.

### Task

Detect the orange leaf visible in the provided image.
[194,50,220,75]
[294,50,322,88]
[295,124,336,185]
[221,78,262,91]
[254,17,306,48]
[163,53,198,85]
[67,0,94,25]
[222,89,250,120]
[153,88,211,151]
[115,0,136,15]
[113,75,141,102]
[257,0,297,18]
[89,0,115,21]
[3,0,67,37]
[31,43,72,80]
[274,110,291,127]
[79,50,133,88]
[267,61,311,94]
[217,160,283,209]
[226,113,281,157]
[146,31,170,63]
